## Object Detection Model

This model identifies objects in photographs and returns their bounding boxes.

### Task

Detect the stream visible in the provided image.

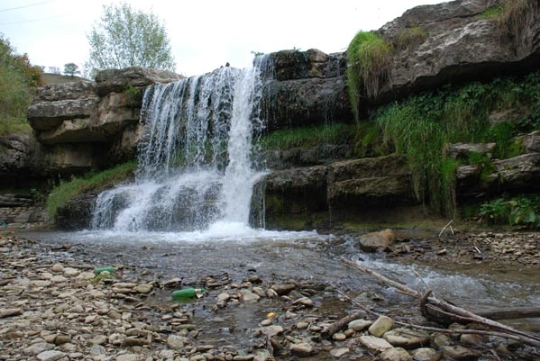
[23,227,540,336]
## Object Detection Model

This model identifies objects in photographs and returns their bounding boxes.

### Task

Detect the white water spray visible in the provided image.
[92,59,267,232]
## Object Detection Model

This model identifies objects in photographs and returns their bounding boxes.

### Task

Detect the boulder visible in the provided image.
[358,229,396,253]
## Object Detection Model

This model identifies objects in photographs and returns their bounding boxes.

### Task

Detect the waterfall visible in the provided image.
[92,58,268,232]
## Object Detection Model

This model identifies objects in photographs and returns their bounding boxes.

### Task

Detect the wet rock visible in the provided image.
[383,328,430,348]
[410,347,441,361]
[432,333,452,348]
[459,333,484,347]
[240,289,260,302]
[167,334,188,349]
[271,283,296,295]
[369,315,394,337]
[380,347,413,361]
[289,342,315,356]
[262,325,283,337]
[359,229,396,252]
[359,335,393,352]
[133,283,153,293]
[441,345,482,360]
[332,332,347,341]
[330,347,349,358]
[348,318,372,331]
[292,297,314,308]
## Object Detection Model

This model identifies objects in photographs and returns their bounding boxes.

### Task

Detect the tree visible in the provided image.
[0,34,42,134]
[63,63,80,78]
[86,2,176,77]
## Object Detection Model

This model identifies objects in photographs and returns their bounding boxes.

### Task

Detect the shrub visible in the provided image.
[480,196,540,229]
[0,34,42,135]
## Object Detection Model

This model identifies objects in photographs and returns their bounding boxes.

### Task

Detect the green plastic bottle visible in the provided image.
[171,288,205,299]
[93,266,116,275]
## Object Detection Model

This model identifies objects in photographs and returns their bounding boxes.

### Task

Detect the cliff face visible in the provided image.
[3,0,540,229]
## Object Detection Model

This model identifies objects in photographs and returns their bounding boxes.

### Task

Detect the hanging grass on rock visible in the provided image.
[347,31,392,122]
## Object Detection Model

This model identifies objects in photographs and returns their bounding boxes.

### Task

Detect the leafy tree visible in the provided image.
[86,2,176,77]
[63,63,80,78]
[0,34,42,135]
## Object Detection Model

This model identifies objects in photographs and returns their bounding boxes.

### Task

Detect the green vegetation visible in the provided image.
[347,31,392,121]
[86,2,176,78]
[374,71,540,217]
[258,123,384,159]
[259,123,353,150]
[480,195,540,229]
[394,26,429,50]
[479,0,537,38]
[41,73,86,85]
[0,34,42,135]
[46,161,137,219]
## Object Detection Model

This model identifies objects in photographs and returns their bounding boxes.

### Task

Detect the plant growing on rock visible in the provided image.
[347,31,393,122]
[480,0,538,39]
[394,26,429,51]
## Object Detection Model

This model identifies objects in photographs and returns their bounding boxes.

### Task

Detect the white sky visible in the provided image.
[0,0,445,77]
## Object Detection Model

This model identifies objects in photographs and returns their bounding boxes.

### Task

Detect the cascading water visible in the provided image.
[92,59,267,233]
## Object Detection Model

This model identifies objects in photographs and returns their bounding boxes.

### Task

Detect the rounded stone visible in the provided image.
[369,316,394,337]
[410,347,441,361]
[380,347,412,361]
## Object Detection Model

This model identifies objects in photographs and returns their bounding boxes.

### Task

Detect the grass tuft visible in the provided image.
[46,161,137,219]
[347,31,393,121]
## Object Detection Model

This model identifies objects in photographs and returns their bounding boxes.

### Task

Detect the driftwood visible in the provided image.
[320,311,365,339]
[341,257,540,349]
[474,307,540,320]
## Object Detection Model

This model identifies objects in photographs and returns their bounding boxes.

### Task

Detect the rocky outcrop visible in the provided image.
[27,67,183,171]
[260,155,418,229]
[376,0,540,102]
[261,50,353,131]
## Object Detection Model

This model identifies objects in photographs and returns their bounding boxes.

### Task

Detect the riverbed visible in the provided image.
[2,227,540,360]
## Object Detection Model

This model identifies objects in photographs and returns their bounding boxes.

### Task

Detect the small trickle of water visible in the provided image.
[92,57,269,232]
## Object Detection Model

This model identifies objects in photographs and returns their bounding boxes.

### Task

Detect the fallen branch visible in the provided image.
[341,257,540,349]
[321,311,365,339]
[336,290,532,344]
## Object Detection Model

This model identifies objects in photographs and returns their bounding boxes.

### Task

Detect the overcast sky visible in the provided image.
[0,0,446,77]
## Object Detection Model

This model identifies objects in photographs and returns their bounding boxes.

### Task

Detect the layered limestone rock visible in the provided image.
[261,49,353,131]
[376,0,540,102]
[27,67,183,170]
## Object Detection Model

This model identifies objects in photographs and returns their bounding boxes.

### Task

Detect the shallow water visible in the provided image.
[22,227,540,333]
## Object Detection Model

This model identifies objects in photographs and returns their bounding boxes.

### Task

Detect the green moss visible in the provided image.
[47,161,137,219]
[347,31,393,121]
